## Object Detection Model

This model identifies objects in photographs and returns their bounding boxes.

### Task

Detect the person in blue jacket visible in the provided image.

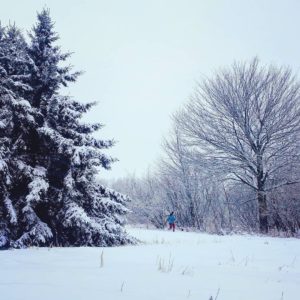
[167,212,176,232]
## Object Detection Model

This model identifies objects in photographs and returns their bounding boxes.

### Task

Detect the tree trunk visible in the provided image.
[257,191,268,233]
[257,153,268,233]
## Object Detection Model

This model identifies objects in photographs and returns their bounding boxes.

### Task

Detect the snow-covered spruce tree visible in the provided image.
[0,24,42,248]
[44,96,132,246]
[0,10,133,248]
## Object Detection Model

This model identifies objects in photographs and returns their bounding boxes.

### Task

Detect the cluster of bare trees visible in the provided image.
[113,59,300,235]
[110,174,167,228]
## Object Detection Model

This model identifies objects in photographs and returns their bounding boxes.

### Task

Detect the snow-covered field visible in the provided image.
[1,228,299,300]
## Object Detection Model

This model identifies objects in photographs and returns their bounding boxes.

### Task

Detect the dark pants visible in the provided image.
[169,223,175,232]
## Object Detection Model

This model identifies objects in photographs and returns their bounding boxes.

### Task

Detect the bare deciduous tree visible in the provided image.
[110,173,167,228]
[175,58,300,233]
[160,127,229,232]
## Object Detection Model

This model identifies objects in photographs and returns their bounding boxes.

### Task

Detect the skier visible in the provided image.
[167,212,176,232]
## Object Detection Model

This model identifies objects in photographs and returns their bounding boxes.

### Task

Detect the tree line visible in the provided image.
[1,9,299,249]
[113,59,300,235]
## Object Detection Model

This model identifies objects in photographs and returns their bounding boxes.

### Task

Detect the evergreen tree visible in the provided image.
[28,9,80,110]
[0,10,134,248]
[0,24,44,248]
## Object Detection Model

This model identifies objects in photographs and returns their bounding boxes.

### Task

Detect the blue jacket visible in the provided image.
[167,215,176,224]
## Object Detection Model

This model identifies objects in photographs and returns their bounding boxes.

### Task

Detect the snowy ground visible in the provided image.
[1,228,300,300]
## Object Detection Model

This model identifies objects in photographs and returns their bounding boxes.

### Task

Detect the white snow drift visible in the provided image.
[0,227,299,300]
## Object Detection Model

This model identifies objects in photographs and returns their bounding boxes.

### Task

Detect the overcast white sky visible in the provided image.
[1,0,300,179]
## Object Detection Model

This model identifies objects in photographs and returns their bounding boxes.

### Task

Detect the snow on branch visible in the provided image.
[25,166,49,206]
[4,196,17,224]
